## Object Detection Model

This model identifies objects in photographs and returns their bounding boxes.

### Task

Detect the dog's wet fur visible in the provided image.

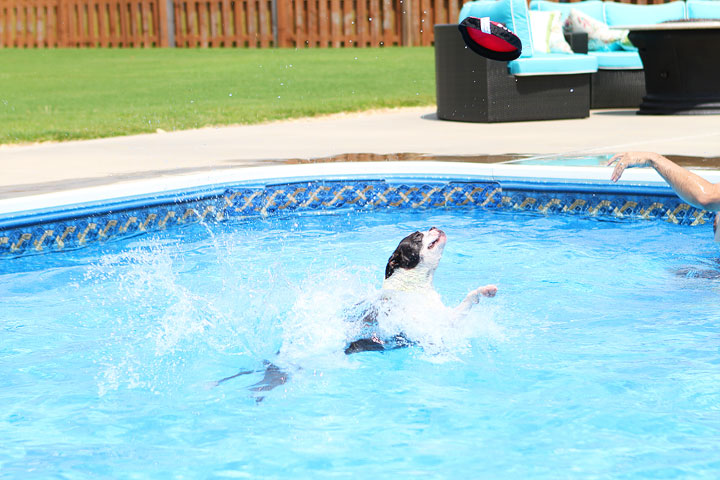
[218,227,496,401]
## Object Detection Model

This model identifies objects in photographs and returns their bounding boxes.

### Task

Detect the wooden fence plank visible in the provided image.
[307,0,316,46]
[20,0,29,46]
[141,0,150,46]
[36,3,44,46]
[97,0,107,45]
[329,0,339,47]
[15,0,22,47]
[356,0,365,46]
[447,0,458,25]
[247,0,258,47]
[47,2,57,46]
[342,0,353,46]
[187,1,197,46]
[378,0,388,46]
[208,0,218,46]
[420,0,429,45]
[260,0,270,46]
[232,0,244,46]
[199,0,208,46]
[157,0,168,45]
[220,0,230,45]
[92,0,101,45]
[173,0,182,46]
[319,0,328,47]
[276,0,290,46]
[369,0,378,45]
[118,0,128,45]
[1,2,7,47]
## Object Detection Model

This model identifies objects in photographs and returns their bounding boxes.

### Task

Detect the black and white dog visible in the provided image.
[217,227,497,398]
[345,227,497,353]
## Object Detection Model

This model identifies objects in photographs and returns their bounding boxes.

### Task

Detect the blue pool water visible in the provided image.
[2,208,720,478]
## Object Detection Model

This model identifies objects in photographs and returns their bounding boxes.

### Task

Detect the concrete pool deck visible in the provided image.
[1,106,719,200]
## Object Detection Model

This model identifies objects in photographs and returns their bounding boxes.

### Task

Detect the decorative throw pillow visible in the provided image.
[563,8,634,52]
[529,10,573,54]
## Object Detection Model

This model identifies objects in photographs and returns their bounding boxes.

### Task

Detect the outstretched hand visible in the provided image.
[607,152,654,182]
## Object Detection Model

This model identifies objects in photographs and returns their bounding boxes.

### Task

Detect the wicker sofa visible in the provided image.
[435,0,598,123]
[529,0,719,109]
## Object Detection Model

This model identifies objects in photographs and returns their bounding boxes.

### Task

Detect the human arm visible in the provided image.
[608,152,720,211]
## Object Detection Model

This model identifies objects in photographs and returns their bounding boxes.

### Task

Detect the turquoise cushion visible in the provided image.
[529,0,605,23]
[687,0,720,19]
[603,1,687,27]
[589,51,643,70]
[508,52,598,76]
[459,0,534,57]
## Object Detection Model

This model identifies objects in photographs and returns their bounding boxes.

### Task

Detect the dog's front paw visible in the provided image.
[478,285,497,297]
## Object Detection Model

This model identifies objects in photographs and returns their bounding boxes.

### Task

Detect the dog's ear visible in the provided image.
[385,243,421,279]
[385,255,399,279]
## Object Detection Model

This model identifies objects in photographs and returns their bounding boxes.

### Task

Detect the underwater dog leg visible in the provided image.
[214,368,260,386]
[213,361,290,402]
[249,361,290,403]
[344,337,386,354]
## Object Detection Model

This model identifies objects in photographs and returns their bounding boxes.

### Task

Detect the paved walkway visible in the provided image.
[1,106,719,199]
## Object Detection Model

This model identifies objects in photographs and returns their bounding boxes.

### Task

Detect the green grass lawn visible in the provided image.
[0,47,435,145]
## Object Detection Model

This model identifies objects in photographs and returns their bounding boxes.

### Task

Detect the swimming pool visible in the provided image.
[2,163,720,478]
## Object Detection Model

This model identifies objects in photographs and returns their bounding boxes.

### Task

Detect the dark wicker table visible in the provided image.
[627,21,720,115]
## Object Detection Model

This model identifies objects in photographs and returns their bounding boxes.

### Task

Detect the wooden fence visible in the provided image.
[0,0,675,48]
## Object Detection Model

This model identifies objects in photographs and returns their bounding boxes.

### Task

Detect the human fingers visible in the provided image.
[607,153,623,166]
[610,157,627,183]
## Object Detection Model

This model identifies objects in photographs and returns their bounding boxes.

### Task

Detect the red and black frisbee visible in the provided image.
[458,16,522,61]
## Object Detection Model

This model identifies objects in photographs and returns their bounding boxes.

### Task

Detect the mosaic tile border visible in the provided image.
[0,178,712,258]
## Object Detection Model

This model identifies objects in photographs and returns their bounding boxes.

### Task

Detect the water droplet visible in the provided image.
[570,88,574,93]
[228,93,232,96]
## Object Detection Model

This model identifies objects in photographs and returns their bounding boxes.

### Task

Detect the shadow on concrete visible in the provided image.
[591,110,639,116]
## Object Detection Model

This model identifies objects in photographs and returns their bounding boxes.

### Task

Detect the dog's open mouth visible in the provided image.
[427,230,446,250]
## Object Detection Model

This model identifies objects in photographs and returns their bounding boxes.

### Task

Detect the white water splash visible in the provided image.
[86,238,504,396]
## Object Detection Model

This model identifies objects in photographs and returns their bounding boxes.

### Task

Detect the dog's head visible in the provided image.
[384,228,447,285]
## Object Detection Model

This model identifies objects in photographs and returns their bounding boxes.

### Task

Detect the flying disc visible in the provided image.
[458,16,522,61]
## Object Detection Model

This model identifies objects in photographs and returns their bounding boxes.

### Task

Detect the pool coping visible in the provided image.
[4,161,720,219]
